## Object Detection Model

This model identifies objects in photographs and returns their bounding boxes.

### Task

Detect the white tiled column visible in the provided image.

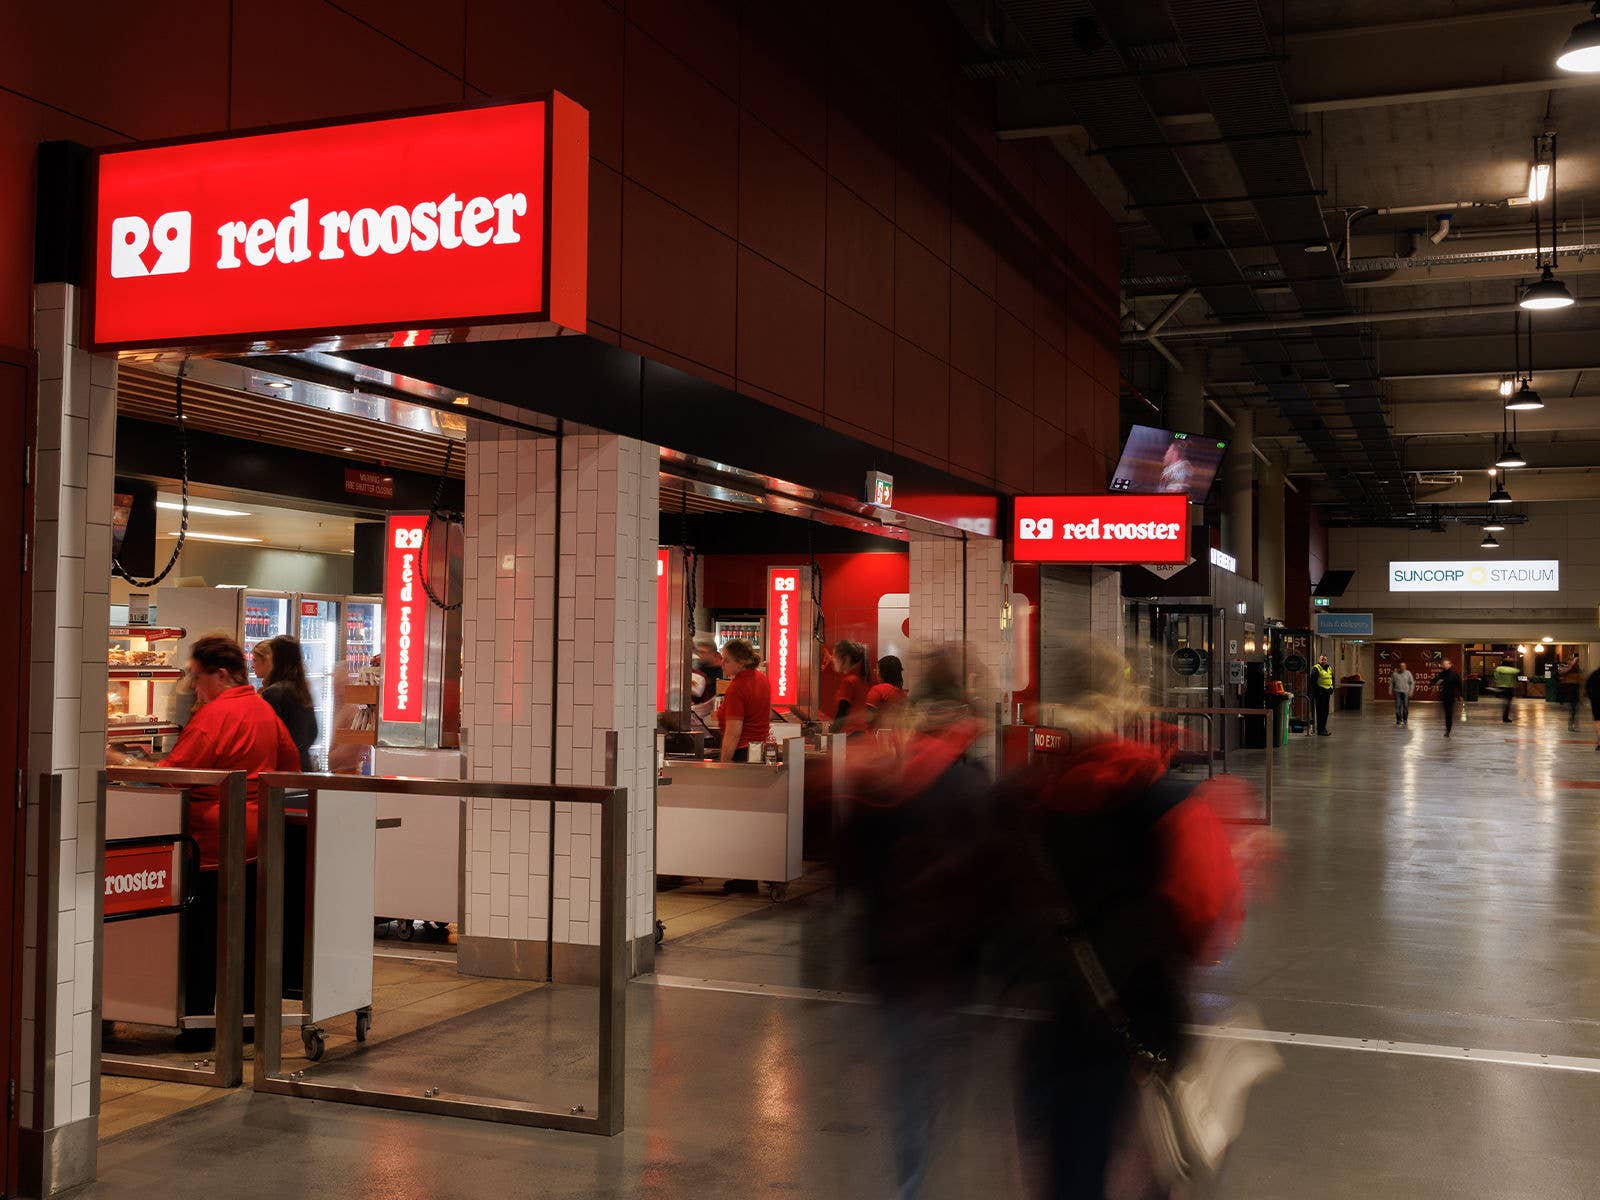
[459,423,657,983]
[23,283,115,1192]
[909,534,1009,770]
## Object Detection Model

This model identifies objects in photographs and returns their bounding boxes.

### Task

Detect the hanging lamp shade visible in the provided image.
[1521,267,1576,310]
[1557,4,1600,72]
[1495,442,1527,469]
[1483,517,1506,532]
[1481,531,1501,549]
[1505,381,1545,411]
[1488,481,1514,504]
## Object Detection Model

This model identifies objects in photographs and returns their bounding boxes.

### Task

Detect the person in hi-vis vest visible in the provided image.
[1311,655,1335,736]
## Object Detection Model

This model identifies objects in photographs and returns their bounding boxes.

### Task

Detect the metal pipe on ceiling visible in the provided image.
[1127,300,1536,341]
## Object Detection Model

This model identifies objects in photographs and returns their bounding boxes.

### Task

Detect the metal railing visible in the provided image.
[253,771,629,1135]
[100,767,250,1087]
[1131,707,1274,826]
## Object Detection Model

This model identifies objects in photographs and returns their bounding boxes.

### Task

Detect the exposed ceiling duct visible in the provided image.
[987,0,1407,517]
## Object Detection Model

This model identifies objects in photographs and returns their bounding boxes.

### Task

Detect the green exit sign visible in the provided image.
[1313,597,1331,607]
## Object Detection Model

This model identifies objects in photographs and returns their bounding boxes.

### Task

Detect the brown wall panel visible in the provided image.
[896,158,951,263]
[621,182,736,376]
[589,163,624,334]
[824,301,894,440]
[739,12,827,165]
[738,116,827,287]
[893,338,949,461]
[1034,419,1068,495]
[626,0,739,99]
[949,278,996,388]
[467,0,624,168]
[338,0,466,76]
[995,311,1034,410]
[622,26,738,236]
[826,182,895,328]
[1034,340,1067,429]
[949,373,996,481]
[735,250,824,412]
[827,100,895,218]
[995,398,1034,493]
[893,232,949,358]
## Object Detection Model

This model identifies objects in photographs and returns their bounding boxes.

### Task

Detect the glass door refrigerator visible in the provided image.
[343,597,382,684]
[295,594,343,771]
[242,591,292,687]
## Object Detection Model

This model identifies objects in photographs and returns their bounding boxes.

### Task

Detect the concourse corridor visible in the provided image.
[83,697,1600,1199]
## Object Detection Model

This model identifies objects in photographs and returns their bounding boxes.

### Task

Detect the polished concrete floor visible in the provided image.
[85,698,1600,1198]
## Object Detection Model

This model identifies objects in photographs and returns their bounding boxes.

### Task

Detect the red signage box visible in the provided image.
[380,514,429,725]
[767,567,801,706]
[1011,495,1190,565]
[89,95,589,349]
[103,843,182,918]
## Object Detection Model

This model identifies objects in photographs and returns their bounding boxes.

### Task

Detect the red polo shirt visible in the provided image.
[161,684,300,868]
[835,673,870,733]
[719,668,771,750]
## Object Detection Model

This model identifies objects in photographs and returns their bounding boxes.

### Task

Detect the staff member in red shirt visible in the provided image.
[866,654,908,726]
[717,639,771,762]
[832,640,871,735]
[110,634,300,1036]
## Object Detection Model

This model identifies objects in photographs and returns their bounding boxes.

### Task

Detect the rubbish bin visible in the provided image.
[1267,692,1291,746]
[1338,681,1364,711]
[1464,677,1480,702]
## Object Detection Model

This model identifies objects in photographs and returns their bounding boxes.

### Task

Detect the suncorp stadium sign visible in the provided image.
[1388,560,1560,593]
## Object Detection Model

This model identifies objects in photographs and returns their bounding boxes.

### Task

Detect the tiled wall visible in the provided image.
[909,534,1008,767]
[24,283,115,1133]
[461,420,658,962]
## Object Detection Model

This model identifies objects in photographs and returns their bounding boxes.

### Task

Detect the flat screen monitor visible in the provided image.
[1313,569,1355,598]
[1109,425,1228,504]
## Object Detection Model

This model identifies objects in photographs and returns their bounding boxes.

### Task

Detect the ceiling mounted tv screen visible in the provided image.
[1109,425,1229,504]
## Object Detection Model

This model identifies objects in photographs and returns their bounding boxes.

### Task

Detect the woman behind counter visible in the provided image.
[832,639,871,734]
[716,638,770,762]
[254,635,319,771]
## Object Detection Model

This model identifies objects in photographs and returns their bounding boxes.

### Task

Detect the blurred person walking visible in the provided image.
[840,647,990,1199]
[1391,660,1414,727]
[996,637,1273,1199]
[1587,663,1600,750]
[1493,657,1520,724]
[1434,659,1464,738]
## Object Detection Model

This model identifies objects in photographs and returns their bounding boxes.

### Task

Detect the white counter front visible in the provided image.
[658,736,804,884]
[370,747,465,925]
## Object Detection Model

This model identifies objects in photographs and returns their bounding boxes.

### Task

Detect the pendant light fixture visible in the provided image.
[1495,441,1527,469]
[1483,512,1506,532]
[1506,310,1546,411]
[1481,530,1501,549]
[1557,2,1600,72]
[1488,469,1514,505]
[1521,133,1576,310]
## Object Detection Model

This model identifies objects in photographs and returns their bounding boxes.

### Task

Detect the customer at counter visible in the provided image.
[717,639,771,763]
[108,634,300,1037]
[832,640,871,735]
[255,635,319,771]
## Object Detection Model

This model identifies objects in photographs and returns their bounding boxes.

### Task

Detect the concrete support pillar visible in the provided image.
[459,422,659,983]
[1225,407,1254,578]
[1258,456,1287,621]
[1168,348,1206,434]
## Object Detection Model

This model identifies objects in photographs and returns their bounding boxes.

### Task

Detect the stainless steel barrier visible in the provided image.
[1131,707,1274,826]
[100,767,250,1087]
[253,772,629,1136]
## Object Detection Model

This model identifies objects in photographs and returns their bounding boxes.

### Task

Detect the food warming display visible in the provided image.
[106,625,186,748]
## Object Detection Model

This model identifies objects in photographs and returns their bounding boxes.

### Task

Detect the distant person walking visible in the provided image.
[1311,654,1335,736]
[1559,654,1582,731]
[1391,660,1414,727]
[1494,657,1520,723]
[1587,665,1600,750]
[1435,659,1464,738]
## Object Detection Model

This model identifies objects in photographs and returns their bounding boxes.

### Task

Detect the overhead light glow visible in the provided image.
[265,379,292,390]
[1483,517,1506,532]
[155,500,250,517]
[1498,377,1514,398]
[1542,635,1555,643]
[1481,531,1500,549]
[1528,161,1551,203]
[1506,381,1545,411]
[160,530,263,544]
[1521,267,1576,310]
[1556,4,1600,72]
[1495,442,1527,469]
[453,396,471,406]
[1517,644,1529,654]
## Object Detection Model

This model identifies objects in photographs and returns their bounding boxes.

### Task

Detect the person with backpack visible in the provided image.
[994,637,1275,1197]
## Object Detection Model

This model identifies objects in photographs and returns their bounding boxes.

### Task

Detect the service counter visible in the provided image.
[659,735,805,890]
[371,747,465,927]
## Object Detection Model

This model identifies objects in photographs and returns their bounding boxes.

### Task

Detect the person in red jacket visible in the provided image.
[110,633,300,1034]
[831,639,871,735]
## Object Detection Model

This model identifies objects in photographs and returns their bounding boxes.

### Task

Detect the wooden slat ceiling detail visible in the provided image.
[116,365,465,480]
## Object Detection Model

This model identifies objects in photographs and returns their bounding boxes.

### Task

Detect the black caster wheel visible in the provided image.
[302,1027,326,1061]
[766,883,788,902]
[396,920,416,941]
[355,1009,371,1043]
